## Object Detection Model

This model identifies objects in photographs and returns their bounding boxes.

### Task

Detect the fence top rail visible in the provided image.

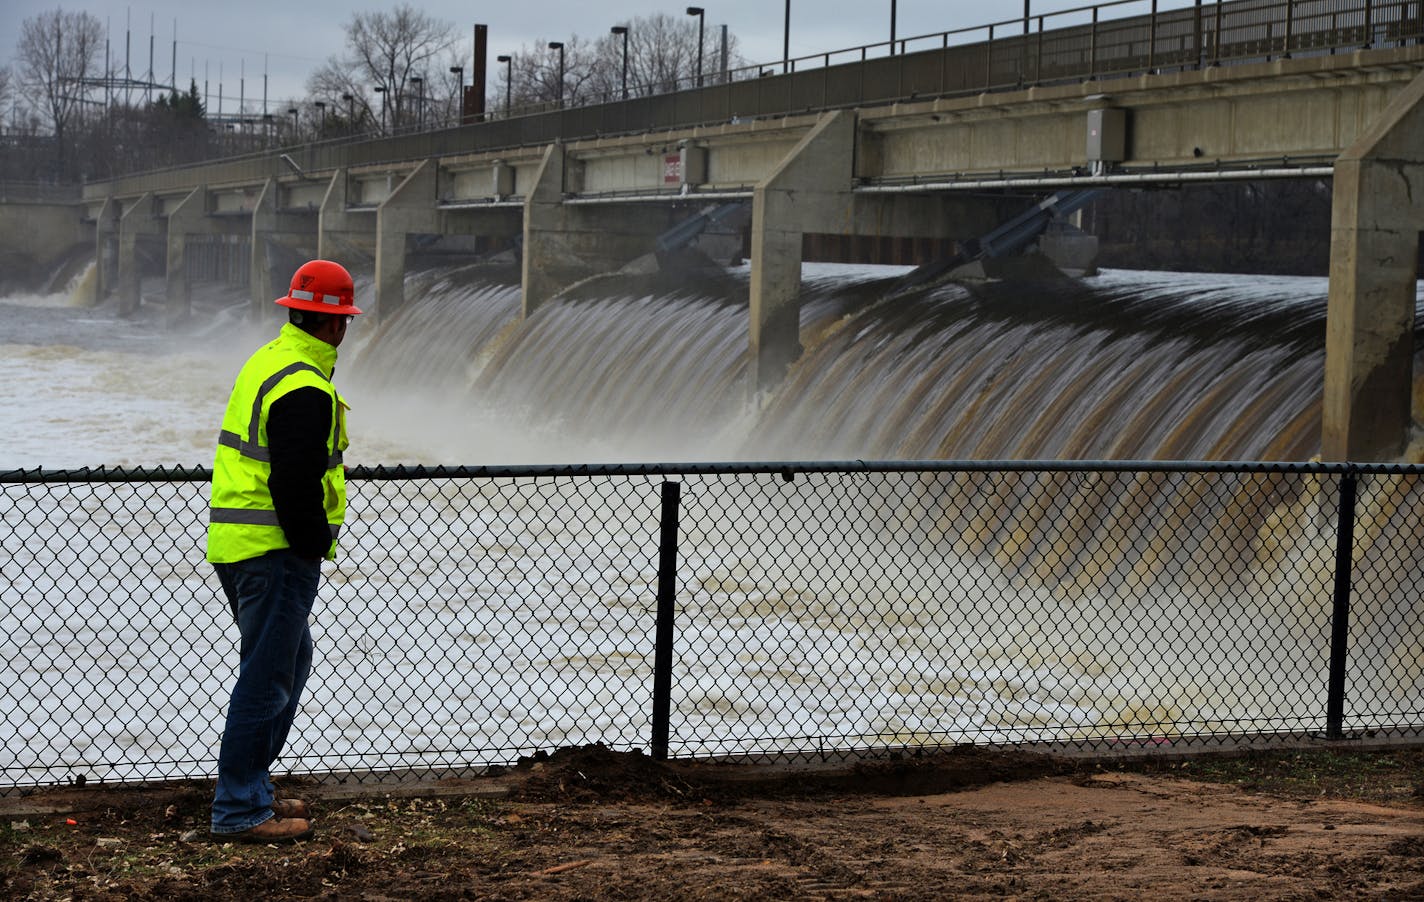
[1,460,1416,485]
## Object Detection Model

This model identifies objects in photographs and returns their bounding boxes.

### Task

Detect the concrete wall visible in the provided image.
[860,53,1423,182]
[0,202,90,290]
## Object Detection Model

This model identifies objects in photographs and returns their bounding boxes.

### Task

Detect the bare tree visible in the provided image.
[306,60,377,135]
[622,13,713,96]
[404,48,465,129]
[16,9,105,178]
[501,36,602,110]
[313,4,458,133]
[498,13,745,113]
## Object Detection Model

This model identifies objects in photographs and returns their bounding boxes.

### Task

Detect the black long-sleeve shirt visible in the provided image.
[266,386,335,559]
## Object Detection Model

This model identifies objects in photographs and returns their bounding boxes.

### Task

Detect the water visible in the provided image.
[344,262,1347,466]
[0,262,1371,470]
[2,263,1420,785]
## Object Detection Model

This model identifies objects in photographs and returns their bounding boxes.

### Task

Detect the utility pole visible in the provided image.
[471,24,488,123]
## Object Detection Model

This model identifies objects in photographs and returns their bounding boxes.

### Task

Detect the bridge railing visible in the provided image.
[509,0,1423,109]
[0,181,82,204]
[2,460,1420,790]
[82,0,1424,198]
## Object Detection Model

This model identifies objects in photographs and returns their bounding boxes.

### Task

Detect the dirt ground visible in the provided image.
[3,745,1422,900]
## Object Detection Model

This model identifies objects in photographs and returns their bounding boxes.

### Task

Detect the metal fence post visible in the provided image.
[1283,0,1294,58]
[1193,0,1202,68]
[1326,469,1357,740]
[1148,0,1158,71]
[651,480,681,760]
[1035,15,1044,83]
[1092,7,1100,74]
[1212,0,1223,65]
[986,23,995,89]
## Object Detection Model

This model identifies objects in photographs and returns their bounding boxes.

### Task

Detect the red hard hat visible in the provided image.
[274,259,363,315]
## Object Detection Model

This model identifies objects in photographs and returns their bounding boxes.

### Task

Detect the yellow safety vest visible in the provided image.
[207,323,349,564]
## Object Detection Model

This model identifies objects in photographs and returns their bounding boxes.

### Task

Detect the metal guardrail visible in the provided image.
[80,0,1424,199]
[2,459,1420,791]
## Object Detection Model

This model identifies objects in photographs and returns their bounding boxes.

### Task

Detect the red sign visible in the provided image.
[663,153,682,184]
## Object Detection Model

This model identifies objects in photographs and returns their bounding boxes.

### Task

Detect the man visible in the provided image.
[206,259,362,843]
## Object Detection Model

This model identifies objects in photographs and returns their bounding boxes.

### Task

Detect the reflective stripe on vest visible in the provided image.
[216,429,343,468]
[208,506,340,539]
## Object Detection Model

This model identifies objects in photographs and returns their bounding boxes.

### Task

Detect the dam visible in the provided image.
[6,0,1424,461]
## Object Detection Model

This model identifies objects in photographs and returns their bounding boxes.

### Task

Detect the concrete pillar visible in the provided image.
[318,169,357,262]
[252,178,319,316]
[251,179,282,317]
[1323,70,1424,461]
[492,161,515,199]
[375,159,440,322]
[93,197,120,305]
[522,144,569,319]
[117,192,160,317]
[749,109,856,392]
[164,187,209,323]
[522,143,669,318]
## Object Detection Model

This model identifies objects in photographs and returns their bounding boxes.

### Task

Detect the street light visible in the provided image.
[610,26,629,100]
[890,0,897,55]
[341,92,354,131]
[449,65,464,124]
[686,8,705,87]
[373,85,386,132]
[411,75,424,128]
[548,42,565,107]
[287,106,298,139]
[314,100,326,134]
[496,55,513,116]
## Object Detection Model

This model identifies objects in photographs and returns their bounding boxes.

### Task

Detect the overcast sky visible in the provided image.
[2,0,1196,110]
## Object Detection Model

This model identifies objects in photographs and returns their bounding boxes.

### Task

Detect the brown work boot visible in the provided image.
[271,798,310,819]
[213,816,313,844]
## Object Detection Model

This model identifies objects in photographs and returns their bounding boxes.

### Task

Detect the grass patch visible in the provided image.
[1121,747,1424,806]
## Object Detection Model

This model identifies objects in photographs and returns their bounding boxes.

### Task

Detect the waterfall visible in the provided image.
[349,264,1364,463]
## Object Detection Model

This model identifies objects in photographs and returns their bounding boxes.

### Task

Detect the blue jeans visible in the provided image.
[210,550,321,834]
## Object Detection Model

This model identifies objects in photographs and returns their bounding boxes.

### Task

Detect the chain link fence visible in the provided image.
[2,461,1421,792]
